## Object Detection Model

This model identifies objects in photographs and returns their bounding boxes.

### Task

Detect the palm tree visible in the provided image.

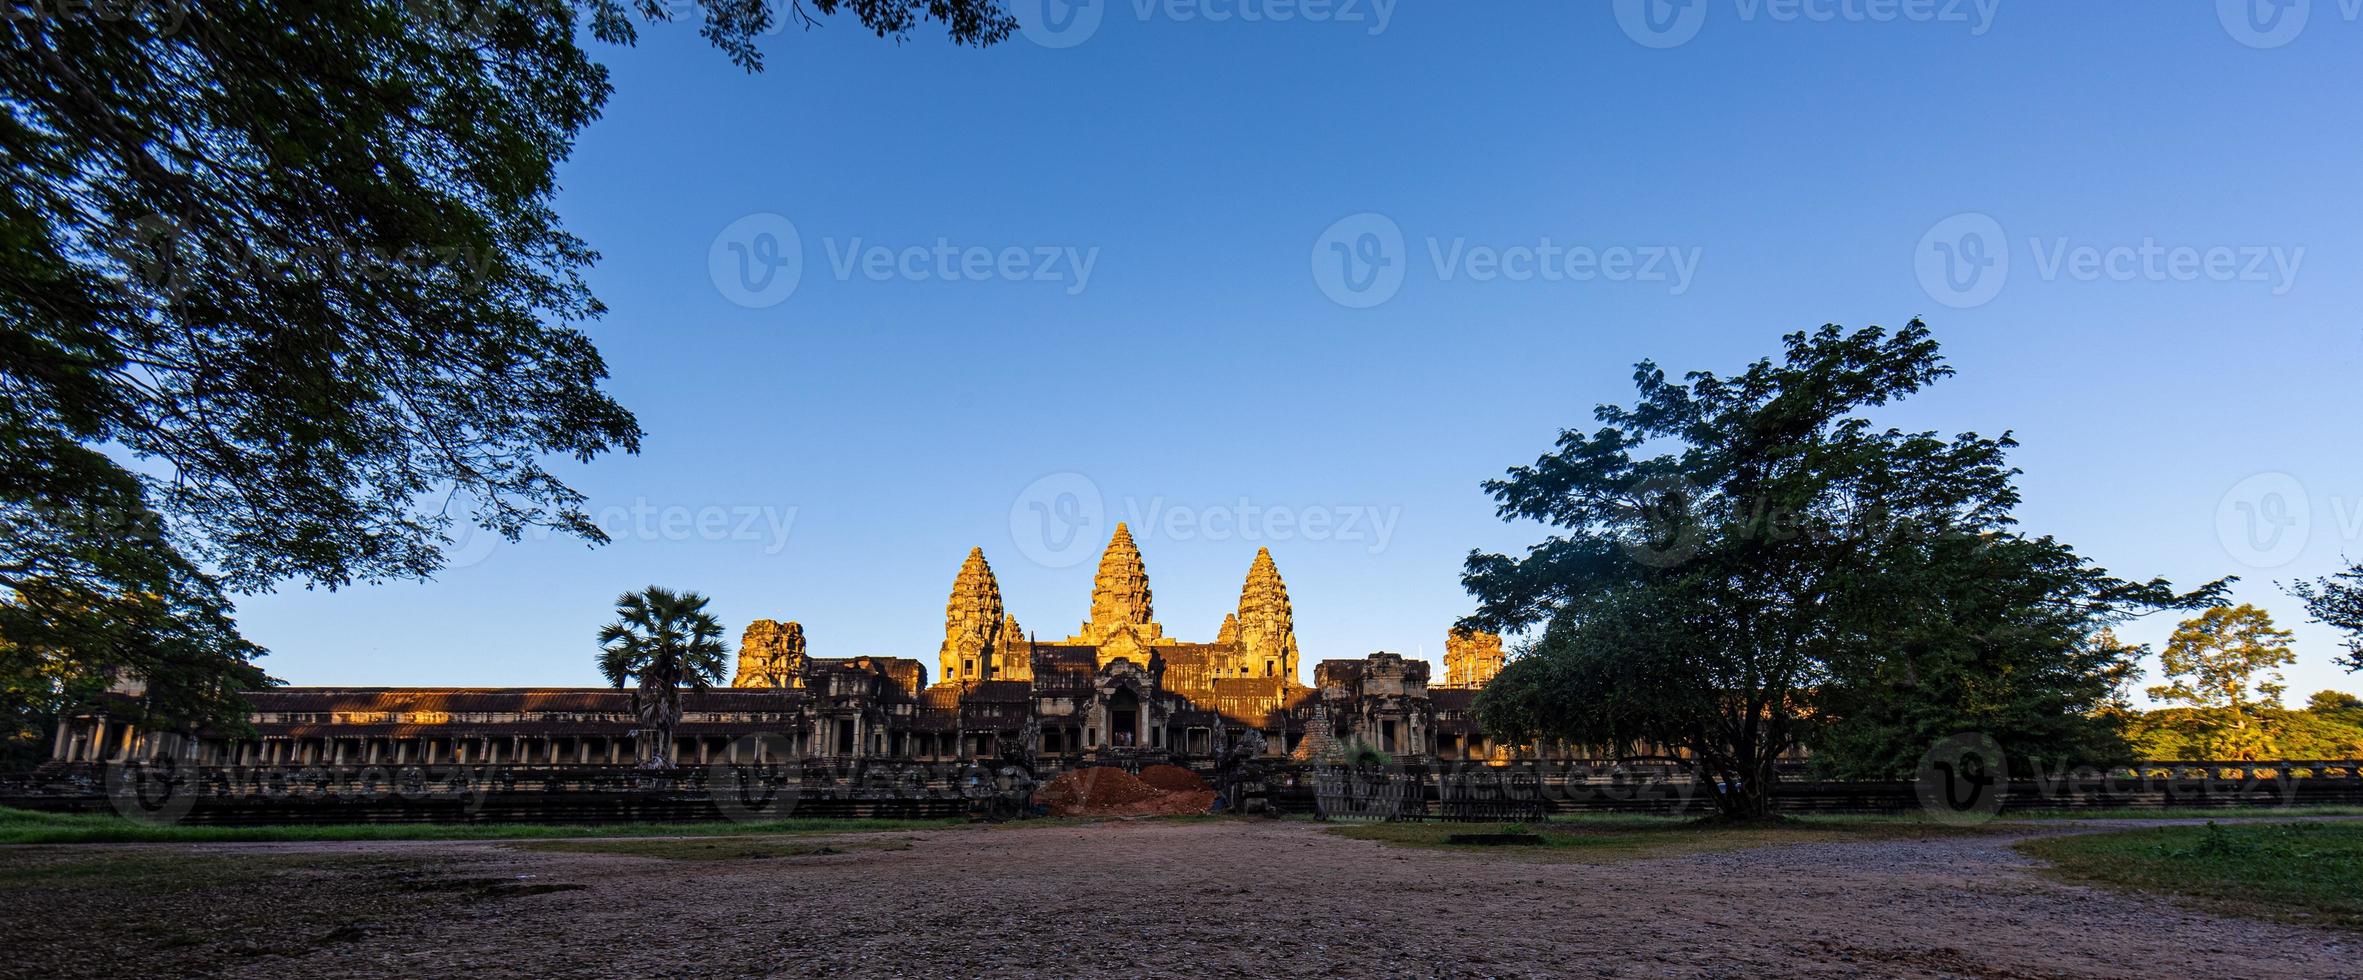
[597,586,730,769]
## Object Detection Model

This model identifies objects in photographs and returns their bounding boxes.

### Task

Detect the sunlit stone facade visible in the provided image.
[49,528,1514,768]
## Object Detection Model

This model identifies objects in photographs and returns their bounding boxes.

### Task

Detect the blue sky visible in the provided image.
[234,1,2363,701]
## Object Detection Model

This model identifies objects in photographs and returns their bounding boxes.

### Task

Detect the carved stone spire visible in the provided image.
[1216,612,1240,646]
[1085,522,1154,635]
[995,613,1032,682]
[1235,548,1300,682]
[939,547,1006,684]
[731,619,807,688]
[1443,627,1505,689]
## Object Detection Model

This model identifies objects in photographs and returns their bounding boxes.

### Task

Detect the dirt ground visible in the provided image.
[2,818,2356,979]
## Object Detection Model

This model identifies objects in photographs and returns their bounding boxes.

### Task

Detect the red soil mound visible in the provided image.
[1139,764,1211,793]
[1034,766,1218,817]
[1035,766,1159,811]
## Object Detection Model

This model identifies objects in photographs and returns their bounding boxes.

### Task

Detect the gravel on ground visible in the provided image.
[1,817,2354,979]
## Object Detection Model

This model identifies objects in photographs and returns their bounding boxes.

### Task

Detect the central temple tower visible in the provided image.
[1068,523,1169,666]
[1234,547,1300,680]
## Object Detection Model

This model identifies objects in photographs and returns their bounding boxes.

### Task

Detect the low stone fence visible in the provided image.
[6,758,2359,826]
[1281,761,2363,821]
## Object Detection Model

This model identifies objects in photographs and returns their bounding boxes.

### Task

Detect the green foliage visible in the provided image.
[2018,821,2363,931]
[2292,565,2363,674]
[597,586,729,768]
[2126,705,2363,761]
[1337,736,1393,767]
[1465,321,2210,815]
[0,434,269,746]
[2147,605,2297,760]
[2309,690,2363,733]
[1,1,1010,744]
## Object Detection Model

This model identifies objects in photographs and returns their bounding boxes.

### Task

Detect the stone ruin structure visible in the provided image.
[45,526,1513,771]
[1443,627,1505,690]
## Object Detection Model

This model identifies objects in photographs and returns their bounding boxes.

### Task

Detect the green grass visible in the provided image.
[0,806,961,845]
[513,835,918,861]
[1999,805,2363,821]
[1328,815,1989,862]
[2017,821,2363,931]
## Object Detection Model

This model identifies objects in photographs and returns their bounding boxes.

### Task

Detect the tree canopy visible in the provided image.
[2,0,1013,739]
[1463,321,2213,817]
[2146,604,2297,761]
[2291,564,2363,674]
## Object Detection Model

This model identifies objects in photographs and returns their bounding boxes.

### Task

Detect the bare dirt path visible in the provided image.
[4,818,2354,979]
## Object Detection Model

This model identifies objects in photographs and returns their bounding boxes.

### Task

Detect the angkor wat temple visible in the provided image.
[46,525,1512,770]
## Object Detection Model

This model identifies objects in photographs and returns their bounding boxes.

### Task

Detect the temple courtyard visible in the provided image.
[2,816,2355,979]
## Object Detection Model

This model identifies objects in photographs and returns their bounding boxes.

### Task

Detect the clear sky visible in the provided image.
[234,2,2363,702]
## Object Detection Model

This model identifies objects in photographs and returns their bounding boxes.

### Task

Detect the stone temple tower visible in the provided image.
[939,547,1018,684]
[1234,548,1301,682]
[731,619,807,688]
[1442,627,1505,689]
[1075,523,1163,643]
[1069,523,1168,668]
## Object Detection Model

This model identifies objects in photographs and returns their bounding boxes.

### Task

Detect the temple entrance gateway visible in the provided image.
[1111,689,1139,747]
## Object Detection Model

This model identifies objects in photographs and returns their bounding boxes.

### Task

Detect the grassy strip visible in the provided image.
[1330,816,1987,862]
[0,806,961,845]
[2017,821,2363,931]
[2000,805,2363,821]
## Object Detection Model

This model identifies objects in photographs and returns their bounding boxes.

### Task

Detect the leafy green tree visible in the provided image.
[598,586,729,769]
[2291,564,2363,674]
[1465,321,2208,818]
[0,432,269,753]
[2309,690,2363,718]
[1807,543,2178,781]
[2148,604,2297,761]
[2,1,1012,746]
